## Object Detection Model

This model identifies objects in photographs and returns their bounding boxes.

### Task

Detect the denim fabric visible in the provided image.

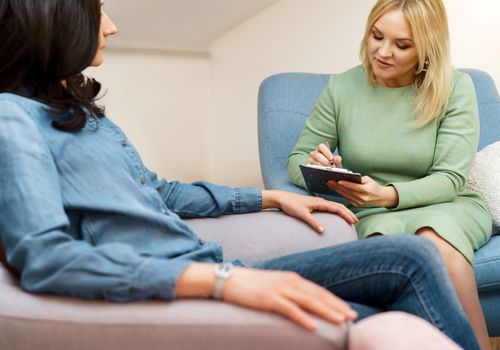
[254,235,479,350]
[0,93,262,301]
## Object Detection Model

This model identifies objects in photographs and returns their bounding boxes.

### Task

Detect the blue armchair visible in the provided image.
[258,68,500,336]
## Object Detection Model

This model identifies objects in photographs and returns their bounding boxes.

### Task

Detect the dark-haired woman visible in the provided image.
[0,1,480,349]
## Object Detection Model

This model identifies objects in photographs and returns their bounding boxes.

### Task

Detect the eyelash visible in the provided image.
[371,33,409,50]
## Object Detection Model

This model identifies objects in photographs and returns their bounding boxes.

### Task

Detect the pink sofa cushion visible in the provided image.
[349,311,462,350]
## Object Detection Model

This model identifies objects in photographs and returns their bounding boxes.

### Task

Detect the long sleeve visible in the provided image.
[288,76,338,188]
[389,74,480,210]
[145,170,262,218]
[0,99,191,301]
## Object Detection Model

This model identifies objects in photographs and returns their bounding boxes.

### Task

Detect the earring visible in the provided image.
[416,60,429,74]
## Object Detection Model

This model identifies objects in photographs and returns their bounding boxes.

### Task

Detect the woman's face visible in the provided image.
[90,3,118,67]
[367,9,419,87]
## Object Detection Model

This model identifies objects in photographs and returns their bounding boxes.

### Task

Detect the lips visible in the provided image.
[375,58,393,68]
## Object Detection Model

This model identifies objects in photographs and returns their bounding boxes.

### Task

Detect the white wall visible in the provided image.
[85,50,213,183]
[210,0,374,188]
[210,0,500,188]
[445,0,500,79]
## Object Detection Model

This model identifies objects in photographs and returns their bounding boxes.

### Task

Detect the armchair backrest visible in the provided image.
[257,68,500,192]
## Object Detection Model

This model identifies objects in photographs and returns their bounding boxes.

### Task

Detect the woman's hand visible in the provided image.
[309,141,342,167]
[176,263,358,331]
[262,190,358,233]
[327,176,399,208]
[223,267,358,330]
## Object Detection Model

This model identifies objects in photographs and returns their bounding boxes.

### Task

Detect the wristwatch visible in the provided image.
[212,262,234,299]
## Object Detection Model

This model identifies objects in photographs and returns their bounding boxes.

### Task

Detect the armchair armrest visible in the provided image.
[0,261,348,350]
[186,210,356,264]
[0,211,356,349]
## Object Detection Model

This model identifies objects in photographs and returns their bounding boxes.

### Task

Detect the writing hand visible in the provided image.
[309,141,342,167]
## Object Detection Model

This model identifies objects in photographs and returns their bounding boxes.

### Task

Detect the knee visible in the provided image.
[391,234,441,260]
[418,233,471,274]
[439,244,471,275]
[376,235,444,268]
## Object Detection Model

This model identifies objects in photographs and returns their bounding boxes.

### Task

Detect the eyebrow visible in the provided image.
[372,26,413,42]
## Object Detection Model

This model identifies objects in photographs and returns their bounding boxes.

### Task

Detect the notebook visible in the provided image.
[299,164,362,196]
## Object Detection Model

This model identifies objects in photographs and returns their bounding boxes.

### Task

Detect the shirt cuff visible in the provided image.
[232,187,262,213]
[135,258,193,301]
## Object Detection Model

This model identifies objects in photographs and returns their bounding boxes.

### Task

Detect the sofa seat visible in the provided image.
[0,264,349,350]
[475,235,500,332]
[0,211,355,350]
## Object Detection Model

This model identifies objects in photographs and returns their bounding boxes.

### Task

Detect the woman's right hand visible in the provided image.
[223,267,357,330]
[176,263,357,330]
[309,142,342,167]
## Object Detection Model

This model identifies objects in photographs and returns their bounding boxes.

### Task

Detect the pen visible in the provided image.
[322,139,336,166]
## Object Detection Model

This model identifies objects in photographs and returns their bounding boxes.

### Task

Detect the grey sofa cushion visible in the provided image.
[0,265,348,350]
[187,210,357,264]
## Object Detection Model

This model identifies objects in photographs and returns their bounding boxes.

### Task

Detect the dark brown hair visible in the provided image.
[0,0,105,131]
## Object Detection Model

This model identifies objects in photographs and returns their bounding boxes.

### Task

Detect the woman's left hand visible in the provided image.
[327,176,399,208]
[262,190,358,233]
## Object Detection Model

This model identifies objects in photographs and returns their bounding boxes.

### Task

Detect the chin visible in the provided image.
[89,58,104,67]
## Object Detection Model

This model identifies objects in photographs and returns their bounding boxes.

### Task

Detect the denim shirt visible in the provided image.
[0,93,262,301]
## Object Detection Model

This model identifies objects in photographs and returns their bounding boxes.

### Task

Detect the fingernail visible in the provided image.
[318,226,324,233]
[348,310,358,319]
[331,313,346,323]
[307,320,318,330]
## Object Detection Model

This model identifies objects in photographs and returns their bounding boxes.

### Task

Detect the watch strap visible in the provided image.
[212,262,233,299]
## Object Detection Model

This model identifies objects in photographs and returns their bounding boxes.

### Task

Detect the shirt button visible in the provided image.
[120,140,127,146]
[140,178,145,185]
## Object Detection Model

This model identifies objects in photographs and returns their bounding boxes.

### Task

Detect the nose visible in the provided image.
[103,12,118,37]
[378,41,392,58]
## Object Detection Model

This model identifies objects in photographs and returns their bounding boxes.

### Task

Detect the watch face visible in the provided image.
[216,263,233,278]
[212,263,234,299]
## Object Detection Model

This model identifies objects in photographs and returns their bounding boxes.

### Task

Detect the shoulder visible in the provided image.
[0,92,57,130]
[330,65,367,85]
[326,65,369,97]
[324,65,368,98]
[0,93,50,120]
[0,93,32,115]
[451,70,476,96]
[440,71,479,123]
[445,71,477,113]
[0,93,51,139]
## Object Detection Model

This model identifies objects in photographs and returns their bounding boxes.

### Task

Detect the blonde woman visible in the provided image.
[288,0,492,348]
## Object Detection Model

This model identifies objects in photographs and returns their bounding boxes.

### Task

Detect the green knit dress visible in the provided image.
[288,66,492,264]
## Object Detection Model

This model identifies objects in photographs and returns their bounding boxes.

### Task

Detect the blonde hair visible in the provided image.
[359,0,453,126]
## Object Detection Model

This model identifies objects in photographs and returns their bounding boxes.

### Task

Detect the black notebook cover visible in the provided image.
[299,164,362,196]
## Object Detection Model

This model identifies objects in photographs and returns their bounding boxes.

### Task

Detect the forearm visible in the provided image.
[152,177,262,217]
[175,263,216,298]
[380,185,399,208]
[389,174,459,210]
[287,154,309,188]
[12,236,191,301]
[261,190,282,209]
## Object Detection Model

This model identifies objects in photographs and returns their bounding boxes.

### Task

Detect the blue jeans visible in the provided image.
[253,235,479,350]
